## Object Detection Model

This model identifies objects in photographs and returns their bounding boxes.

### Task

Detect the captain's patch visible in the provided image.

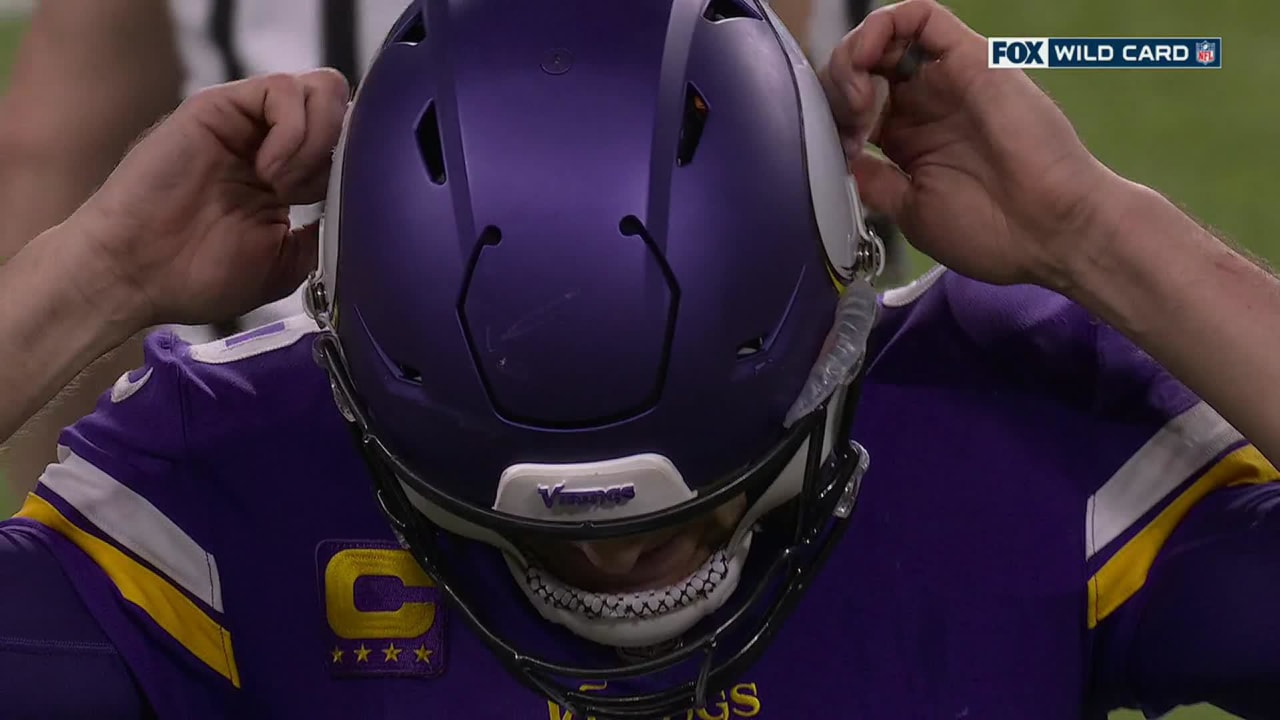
[316,540,446,678]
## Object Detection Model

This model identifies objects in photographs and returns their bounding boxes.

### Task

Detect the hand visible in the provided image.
[67,69,350,329]
[820,0,1119,289]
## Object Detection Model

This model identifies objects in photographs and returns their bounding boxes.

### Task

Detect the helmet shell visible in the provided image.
[327,0,839,509]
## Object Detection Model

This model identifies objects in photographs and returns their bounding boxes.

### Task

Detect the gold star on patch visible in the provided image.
[382,643,402,662]
[414,644,433,663]
[330,647,344,664]
[354,644,372,663]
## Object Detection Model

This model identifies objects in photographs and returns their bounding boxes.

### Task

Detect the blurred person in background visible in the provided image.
[0,0,835,508]
[0,0,395,499]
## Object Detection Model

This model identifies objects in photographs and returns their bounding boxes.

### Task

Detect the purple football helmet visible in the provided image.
[307,0,883,716]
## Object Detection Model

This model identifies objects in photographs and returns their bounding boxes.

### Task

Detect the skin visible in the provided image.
[10,0,1276,594]
[526,496,748,593]
[0,0,182,495]
[0,0,824,502]
[0,70,350,443]
[822,0,1280,463]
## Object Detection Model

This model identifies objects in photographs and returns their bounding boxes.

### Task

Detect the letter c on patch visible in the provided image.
[324,548,436,639]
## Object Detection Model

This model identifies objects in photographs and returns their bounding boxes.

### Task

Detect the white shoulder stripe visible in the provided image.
[40,449,223,613]
[1085,401,1242,559]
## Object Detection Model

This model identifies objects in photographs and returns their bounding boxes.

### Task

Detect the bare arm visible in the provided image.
[1065,179,1280,465]
[0,0,182,500]
[0,222,143,444]
[821,0,1280,463]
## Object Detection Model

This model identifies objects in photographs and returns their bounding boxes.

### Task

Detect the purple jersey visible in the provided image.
[6,269,1276,719]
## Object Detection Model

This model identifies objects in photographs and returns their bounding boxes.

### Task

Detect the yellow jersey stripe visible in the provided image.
[15,494,241,687]
[40,449,223,612]
[1085,401,1242,560]
[1087,444,1279,628]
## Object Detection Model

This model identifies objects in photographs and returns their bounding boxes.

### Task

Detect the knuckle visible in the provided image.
[262,72,301,94]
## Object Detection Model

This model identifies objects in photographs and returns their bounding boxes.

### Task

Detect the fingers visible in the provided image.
[183,69,349,201]
[253,74,312,185]
[258,69,350,203]
[850,0,981,72]
[824,0,984,132]
[265,222,321,302]
[848,153,911,223]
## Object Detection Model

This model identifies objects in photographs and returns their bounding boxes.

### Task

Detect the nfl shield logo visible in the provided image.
[1196,40,1216,65]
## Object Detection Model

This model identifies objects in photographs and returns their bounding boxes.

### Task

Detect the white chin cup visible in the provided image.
[506,531,753,649]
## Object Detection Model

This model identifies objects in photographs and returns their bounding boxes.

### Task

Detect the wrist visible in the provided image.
[1048,175,1212,338]
[48,214,155,351]
[1033,167,1133,297]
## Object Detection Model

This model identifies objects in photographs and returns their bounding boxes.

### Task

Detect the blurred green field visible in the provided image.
[0,3,1274,719]
[937,0,1280,280]
[0,17,19,87]
[930,4,1279,717]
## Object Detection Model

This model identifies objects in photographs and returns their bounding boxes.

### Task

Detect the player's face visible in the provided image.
[522,495,748,593]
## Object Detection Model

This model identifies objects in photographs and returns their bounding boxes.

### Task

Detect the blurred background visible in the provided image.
[0,1,1273,718]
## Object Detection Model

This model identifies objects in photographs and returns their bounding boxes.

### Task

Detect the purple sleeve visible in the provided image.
[1095,482,1280,718]
[15,327,245,716]
[0,522,150,719]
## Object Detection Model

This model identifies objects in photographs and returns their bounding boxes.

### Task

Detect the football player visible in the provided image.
[0,0,828,514]
[3,1,1280,719]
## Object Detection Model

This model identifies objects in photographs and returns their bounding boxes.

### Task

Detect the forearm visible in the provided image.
[0,222,142,442]
[1066,178,1280,462]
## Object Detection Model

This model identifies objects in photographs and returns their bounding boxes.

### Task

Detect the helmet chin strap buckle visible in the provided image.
[304,273,333,329]
[852,223,887,282]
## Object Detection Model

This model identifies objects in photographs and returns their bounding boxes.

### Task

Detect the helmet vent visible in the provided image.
[394,11,426,45]
[416,102,447,185]
[736,336,766,358]
[675,84,709,167]
[479,225,503,247]
[703,0,762,22]
[617,215,646,239]
[395,362,423,384]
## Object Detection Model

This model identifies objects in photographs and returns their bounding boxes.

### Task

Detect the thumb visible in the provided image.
[849,152,912,224]
[264,222,320,303]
